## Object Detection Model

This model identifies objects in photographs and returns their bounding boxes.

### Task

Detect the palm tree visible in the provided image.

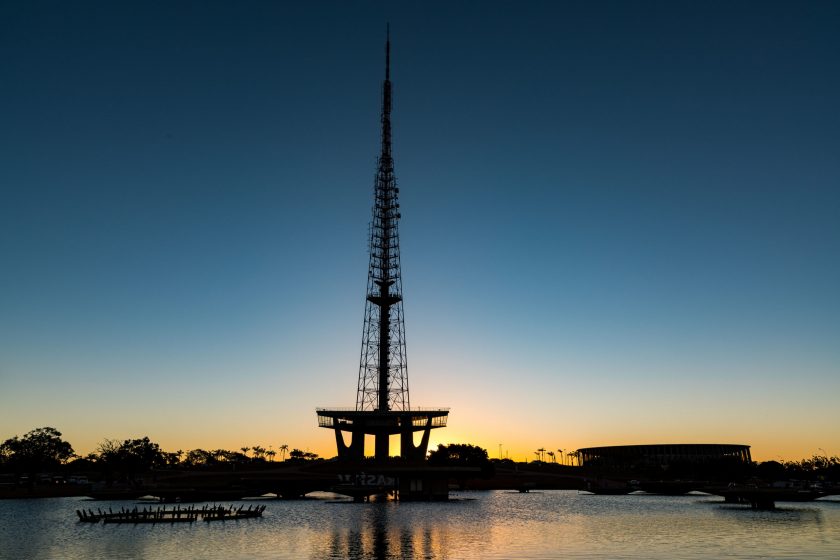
[279,444,289,462]
[266,449,276,462]
[252,445,266,460]
[537,447,546,462]
[557,449,564,466]
[547,451,556,463]
[240,447,250,459]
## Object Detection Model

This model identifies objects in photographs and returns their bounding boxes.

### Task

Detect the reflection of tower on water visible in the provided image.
[324,504,434,559]
[316,30,449,462]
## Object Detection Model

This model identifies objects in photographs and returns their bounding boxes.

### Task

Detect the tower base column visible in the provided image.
[400,417,433,461]
[375,433,389,461]
[335,429,366,461]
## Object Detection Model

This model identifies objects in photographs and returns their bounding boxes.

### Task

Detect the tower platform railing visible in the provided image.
[316,407,450,412]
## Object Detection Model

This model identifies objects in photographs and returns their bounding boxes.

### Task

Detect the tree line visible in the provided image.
[0,427,320,481]
[3,427,838,484]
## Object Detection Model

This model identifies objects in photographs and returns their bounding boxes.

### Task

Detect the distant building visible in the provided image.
[577,444,752,471]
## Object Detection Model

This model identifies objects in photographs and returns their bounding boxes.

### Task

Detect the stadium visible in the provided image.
[577,444,752,473]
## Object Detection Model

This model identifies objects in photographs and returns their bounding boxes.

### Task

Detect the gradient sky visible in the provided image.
[1,1,838,462]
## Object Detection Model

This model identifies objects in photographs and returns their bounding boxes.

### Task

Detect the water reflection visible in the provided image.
[714,504,824,524]
[1,493,839,560]
[325,504,439,560]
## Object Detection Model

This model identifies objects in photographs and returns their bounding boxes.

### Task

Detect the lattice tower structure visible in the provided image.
[317,31,447,465]
[356,32,410,413]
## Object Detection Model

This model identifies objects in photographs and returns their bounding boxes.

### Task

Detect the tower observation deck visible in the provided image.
[316,31,449,462]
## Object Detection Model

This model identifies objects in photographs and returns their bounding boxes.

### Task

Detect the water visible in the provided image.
[2,491,839,559]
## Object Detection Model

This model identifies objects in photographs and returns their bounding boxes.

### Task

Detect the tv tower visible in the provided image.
[317,30,448,463]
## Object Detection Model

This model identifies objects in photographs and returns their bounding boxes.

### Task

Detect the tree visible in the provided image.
[428,444,490,467]
[228,451,249,465]
[95,439,121,478]
[96,437,167,480]
[211,449,227,463]
[288,448,304,460]
[287,448,318,462]
[1,427,75,475]
[163,451,182,467]
[428,444,493,480]
[121,437,166,472]
[184,449,214,467]
[755,460,786,481]
[279,444,289,462]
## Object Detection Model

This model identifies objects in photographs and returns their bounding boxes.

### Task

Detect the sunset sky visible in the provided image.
[1,1,838,462]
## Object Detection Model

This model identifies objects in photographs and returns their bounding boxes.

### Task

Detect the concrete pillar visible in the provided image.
[375,433,389,461]
[335,429,366,461]
[399,417,433,461]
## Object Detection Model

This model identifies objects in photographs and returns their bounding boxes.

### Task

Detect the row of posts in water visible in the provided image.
[76,503,266,524]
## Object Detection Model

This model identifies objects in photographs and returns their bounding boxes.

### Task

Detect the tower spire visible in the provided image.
[385,23,390,81]
[380,26,392,162]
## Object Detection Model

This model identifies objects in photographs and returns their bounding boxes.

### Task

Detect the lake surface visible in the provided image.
[2,491,839,559]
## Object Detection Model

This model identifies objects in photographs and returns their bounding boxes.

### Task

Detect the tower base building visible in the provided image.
[317,409,449,462]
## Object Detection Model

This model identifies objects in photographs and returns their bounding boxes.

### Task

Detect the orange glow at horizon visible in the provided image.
[3,408,834,465]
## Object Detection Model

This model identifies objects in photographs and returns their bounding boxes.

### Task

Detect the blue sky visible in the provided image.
[1,1,838,460]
